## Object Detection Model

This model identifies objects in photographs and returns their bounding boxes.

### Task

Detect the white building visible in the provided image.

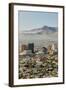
[19,50,32,56]
[51,43,58,52]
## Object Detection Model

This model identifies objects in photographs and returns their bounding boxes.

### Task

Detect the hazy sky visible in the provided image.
[18,11,58,31]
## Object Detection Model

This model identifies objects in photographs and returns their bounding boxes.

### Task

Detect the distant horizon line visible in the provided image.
[19,25,58,31]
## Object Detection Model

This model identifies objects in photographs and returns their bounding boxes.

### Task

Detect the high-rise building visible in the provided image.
[28,43,34,53]
[21,44,27,52]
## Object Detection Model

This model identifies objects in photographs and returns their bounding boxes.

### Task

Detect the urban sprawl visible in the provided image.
[19,43,58,79]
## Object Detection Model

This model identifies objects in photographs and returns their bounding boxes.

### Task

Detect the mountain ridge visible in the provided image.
[20,25,58,34]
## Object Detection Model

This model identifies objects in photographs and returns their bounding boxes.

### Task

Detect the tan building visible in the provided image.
[21,44,28,52]
[48,44,57,55]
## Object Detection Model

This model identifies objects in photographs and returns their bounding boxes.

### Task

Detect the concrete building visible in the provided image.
[19,50,32,56]
[48,43,58,55]
[28,43,34,53]
[21,44,28,52]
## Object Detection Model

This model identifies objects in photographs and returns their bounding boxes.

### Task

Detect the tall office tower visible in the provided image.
[28,43,34,53]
